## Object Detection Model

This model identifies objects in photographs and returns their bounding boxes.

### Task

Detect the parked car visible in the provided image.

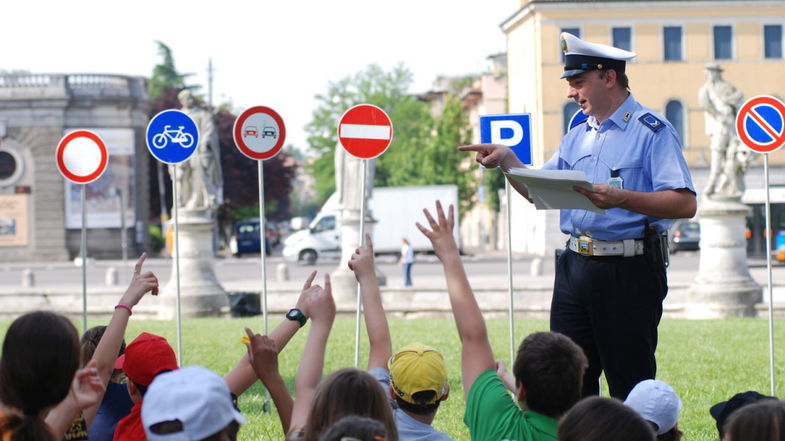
[229,218,272,257]
[669,220,700,253]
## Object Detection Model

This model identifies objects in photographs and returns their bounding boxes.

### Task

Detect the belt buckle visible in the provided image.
[577,236,593,256]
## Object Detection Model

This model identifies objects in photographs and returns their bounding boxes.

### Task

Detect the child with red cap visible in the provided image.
[113,333,178,441]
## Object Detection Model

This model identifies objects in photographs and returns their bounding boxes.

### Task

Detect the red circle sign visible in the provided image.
[337,104,393,159]
[233,106,286,161]
[736,95,785,154]
[56,130,109,184]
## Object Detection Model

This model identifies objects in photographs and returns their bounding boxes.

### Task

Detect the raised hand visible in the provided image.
[309,274,336,325]
[69,360,106,411]
[119,252,159,307]
[416,201,459,260]
[348,234,375,283]
[244,328,280,382]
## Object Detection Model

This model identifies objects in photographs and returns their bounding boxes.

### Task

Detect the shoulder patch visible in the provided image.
[569,118,588,130]
[638,113,665,133]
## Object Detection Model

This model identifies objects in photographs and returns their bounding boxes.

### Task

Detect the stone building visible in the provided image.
[0,73,150,261]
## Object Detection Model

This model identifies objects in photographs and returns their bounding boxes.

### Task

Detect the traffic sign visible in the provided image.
[233,106,286,161]
[56,130,109,184]
[337,104,393,159]
[479,114,532,165]
[736,95,785,154]
[146,109,200,164]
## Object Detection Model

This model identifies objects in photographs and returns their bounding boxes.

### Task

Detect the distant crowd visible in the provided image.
[1,201,783,441]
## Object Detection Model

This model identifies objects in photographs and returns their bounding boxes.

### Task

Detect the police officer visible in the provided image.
[460,33,696,399]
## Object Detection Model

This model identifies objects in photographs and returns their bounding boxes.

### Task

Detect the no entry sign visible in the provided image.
[337,104,393,159]
[736,95,785,154]
[56,130,109,184]
[233,106,286,161]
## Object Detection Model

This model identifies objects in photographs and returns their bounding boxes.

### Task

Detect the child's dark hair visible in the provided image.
[80,325,127,367]
[394,390,441,416]
[0,311,80,441]
[317,416,388,441]
[558,396,655,441]
[513,332,588,418]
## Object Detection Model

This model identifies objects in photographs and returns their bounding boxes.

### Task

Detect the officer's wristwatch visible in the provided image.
[286,308,308,327]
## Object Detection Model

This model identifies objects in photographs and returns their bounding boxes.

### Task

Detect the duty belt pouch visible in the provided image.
[643,221,663,267]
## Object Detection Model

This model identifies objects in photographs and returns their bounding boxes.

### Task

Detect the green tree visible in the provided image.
[305,64,476,212]
[148,41,195,100]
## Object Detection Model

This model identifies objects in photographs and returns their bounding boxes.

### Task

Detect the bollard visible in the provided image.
[530,258,543,277]
[276,263,289,282]
[21,269,34,287]
[105,267,118,286]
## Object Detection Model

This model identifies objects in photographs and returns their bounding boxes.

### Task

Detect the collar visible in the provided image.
[587,93,637,131]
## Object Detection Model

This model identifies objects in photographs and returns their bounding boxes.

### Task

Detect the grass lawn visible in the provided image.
[1,316,784,441]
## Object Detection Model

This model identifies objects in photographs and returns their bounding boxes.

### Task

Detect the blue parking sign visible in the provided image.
[146,110,200,164]
[479,114,532,165]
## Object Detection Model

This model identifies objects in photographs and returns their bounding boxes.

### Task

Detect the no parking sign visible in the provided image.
[736,95,785,154]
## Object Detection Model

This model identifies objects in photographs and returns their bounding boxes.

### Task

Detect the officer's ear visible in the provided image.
[603,69,618,89]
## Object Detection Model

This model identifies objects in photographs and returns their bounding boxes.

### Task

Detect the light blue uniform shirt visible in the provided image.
[542,93,695,241]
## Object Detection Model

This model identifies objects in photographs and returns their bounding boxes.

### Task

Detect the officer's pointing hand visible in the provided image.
[573,184,627,210]
[457,144,523,171]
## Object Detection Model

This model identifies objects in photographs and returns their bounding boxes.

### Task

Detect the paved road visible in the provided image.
[0,250,711,290]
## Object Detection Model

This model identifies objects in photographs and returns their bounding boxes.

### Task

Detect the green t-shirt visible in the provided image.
[464,370,558,441]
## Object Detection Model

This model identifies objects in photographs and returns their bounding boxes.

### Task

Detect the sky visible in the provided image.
[1,0,519,152]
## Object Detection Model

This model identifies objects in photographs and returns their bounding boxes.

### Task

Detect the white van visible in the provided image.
[282,185,460,264]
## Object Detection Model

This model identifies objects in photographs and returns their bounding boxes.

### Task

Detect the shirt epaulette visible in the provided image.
[638,113,665,133]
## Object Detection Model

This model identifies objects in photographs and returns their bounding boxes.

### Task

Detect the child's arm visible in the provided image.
[225,271,319,395]
[288,275,336,437]
[88,253,159,425]
[348,235,392,370]
[417,201,495,397]
[244,330,294,434]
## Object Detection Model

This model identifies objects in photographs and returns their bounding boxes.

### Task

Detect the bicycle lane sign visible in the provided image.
[146,109,200,164]
[736,95,785,154]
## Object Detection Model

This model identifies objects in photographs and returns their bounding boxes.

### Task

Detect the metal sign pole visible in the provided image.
[354,159,368,368]
[81,185,88,334]
[172,166,183,366]
[119,189,128,272]
[258,161,268,335]
[505,180,515,364]
[764,153,776,396]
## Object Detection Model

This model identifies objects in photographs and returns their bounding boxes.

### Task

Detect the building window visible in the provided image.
[665,100,685,146]
[612,27,632,51]
[561,27,580,61]
[714,25,733,60]
[663,26,682,61]
[563,102,582,134]
[765,25,783,59]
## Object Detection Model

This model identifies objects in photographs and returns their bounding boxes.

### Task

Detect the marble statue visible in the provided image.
[170,90,223,211]
[334,142,375,210]
[698,63,750,198]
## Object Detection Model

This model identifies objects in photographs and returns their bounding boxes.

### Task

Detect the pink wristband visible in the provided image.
[115,304,133,316]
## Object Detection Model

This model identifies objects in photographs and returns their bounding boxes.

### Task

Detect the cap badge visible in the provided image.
[560,36,568,54]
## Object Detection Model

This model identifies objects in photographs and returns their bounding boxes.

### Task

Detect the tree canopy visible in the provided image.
[305,64,475,212]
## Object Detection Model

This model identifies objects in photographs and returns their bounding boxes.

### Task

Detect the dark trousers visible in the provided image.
[550,248,667,399]
[403,263,413,286]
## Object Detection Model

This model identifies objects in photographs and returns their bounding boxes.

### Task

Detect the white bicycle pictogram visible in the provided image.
[151,125,195,149]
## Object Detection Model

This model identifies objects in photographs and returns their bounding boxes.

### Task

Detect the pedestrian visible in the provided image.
[459,32,696,399]
[398,238,414,287]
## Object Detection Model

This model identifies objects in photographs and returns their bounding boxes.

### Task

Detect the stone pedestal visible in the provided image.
[159,210,228,318]
[331,208,386,304]
[686,197,761,318]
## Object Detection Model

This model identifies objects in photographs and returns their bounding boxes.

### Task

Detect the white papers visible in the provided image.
[504,168,605,214]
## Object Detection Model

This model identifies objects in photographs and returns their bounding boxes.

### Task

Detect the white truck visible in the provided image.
[282,185,460,264]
